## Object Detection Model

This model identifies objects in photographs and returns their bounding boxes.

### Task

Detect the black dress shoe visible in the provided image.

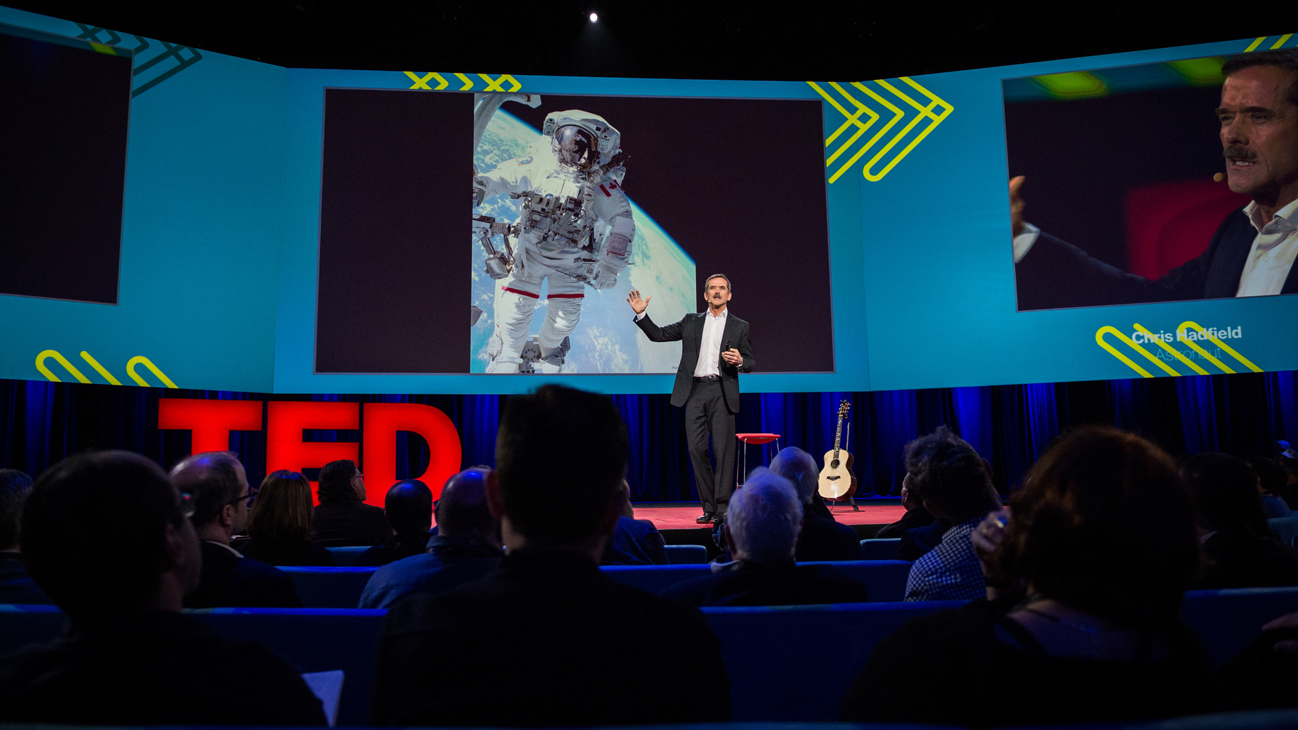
[696,513,715,524]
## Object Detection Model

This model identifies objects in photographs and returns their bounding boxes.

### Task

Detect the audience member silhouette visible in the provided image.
[1186,452,1298,589]
[356,480,434,567]
[372,385,728,726]
[0,451,326,725]
[843,427,1212,728]
[0,469,48,604]
[234,470,333,566]
[769,447,861,561]
[312,459,392,547]
[172,452,302,608]
[357,468,502,608]
[663,468,869,607]
[874,474,937,544]
[601,480,669,565]
[901,426,1002,601]
[1250,456,1294,518]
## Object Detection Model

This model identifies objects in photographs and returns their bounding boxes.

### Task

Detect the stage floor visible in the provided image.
[633,502,906,531]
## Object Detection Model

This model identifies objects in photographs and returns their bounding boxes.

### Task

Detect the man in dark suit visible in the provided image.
[628,274,754,523]
[170,452,302,608]
[312,459,392,547]
[1012,49,1298,309]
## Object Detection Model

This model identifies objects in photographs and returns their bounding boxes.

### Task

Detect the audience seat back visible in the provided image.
[859,538,903,561]
[1267,515,1298,547]
[704,601,963,720]
[281,567,377,608]
[8,587,1298,724]
[1181,587,1298,665]
[664,544,708,564]
[325,546,370,567]
[601,560,914,602]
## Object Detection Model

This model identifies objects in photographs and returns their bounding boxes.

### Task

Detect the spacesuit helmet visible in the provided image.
[542,110,621,170]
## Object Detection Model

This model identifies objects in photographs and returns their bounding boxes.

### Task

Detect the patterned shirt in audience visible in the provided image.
[903,517,986,601]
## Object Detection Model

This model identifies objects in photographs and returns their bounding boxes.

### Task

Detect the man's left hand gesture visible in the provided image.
[721,348,743,366]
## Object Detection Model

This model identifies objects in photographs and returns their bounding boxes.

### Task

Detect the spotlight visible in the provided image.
[589,12,598,22]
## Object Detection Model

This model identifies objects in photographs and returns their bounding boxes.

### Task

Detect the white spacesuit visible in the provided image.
[474,110,635,373]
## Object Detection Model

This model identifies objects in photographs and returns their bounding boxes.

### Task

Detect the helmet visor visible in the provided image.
[552,126,597,169]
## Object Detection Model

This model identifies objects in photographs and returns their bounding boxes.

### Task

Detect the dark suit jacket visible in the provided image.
[312,500,392,547]
[601,516,670,566]
[1197,530,1298,590]
[184,541,303,608]
[232,537,334,567]
[0,611,326,725]
[1016,208,1297,309]
[795,514,862,562]
[661,560,870,607]
[635,311,754,412]
[372,549,728,726]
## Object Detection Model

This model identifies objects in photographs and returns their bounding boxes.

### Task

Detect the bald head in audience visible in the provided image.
[436,467,499,546]
[384,479,434,539]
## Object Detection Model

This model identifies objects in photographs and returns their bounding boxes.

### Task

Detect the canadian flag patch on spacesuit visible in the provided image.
[599,182,619,197]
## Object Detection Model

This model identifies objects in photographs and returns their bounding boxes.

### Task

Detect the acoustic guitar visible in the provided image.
[817,401,858,501]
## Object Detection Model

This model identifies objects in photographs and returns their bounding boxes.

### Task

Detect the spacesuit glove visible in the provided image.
[591,263,620,290]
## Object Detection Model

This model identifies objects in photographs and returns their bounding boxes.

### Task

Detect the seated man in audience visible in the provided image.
[1186,453,1298,589]
[358,468,504,609]
[312,459,392,547]
[664,468,870,607]
[1249,456,1294,518]
[372,385,728,726]
[770,447,861,561]
[171,452,302,608]
[601,480,669,565]
[356,479,435,566]
[0,469,48,604]
[874,476,936,541]
[901,426,1003,601]
[0,451,325,725]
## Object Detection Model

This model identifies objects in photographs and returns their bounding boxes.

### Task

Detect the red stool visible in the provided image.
[735,433,781,488]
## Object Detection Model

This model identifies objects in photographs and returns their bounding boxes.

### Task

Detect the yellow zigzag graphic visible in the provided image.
[807,78,953,183]
[35,350,177,388]
[1095,322,1262,379]
[1245,34,1294,52]
[403,72,521,92]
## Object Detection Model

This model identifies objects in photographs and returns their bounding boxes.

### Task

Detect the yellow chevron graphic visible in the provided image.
[1245,34,1294,51]
[1095,323,1261,379]
[34,349,177,388]
[403,72,521,92]
[808,77,952,183]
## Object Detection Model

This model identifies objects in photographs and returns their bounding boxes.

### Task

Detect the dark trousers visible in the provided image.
[685,380,736,516]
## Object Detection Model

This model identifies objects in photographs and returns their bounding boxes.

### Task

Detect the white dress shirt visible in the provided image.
[1236,199,1298,297]
[693,307,728,378]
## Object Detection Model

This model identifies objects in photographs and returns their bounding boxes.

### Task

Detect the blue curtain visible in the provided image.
[3,370,1298,501]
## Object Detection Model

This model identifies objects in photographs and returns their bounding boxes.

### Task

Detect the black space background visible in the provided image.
[315,89,473,373]
[0,31,131,304]
[1004,84,1229,296]
[318,91,834,374]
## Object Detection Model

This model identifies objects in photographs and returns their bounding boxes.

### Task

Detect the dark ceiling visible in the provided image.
[5,2,1291,81]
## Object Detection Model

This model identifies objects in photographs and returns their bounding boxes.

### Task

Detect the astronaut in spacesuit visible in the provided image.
[474,110,635,373]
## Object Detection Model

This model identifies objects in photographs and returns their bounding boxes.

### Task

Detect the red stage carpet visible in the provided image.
[633,502,906,531]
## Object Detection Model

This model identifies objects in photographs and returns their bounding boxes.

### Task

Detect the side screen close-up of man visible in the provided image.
[1007,49,1298,311]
